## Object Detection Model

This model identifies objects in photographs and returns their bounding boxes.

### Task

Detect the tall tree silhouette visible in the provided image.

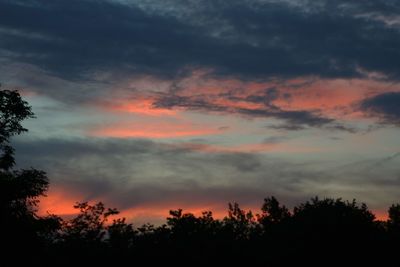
[0,89,34,169]
[0,88,59,262]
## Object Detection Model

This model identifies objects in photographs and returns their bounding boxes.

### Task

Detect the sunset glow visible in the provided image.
[2,0,400,226]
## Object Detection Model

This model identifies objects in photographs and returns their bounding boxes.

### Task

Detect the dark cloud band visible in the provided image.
[1,0,400,81]
[360,92,400,126]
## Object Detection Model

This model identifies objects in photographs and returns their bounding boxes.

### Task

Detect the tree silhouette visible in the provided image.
[287,197,380,265]
[259,196,291,226]
[0,88,59,264]
[223,202,256,240]
[107,217,136,249]
[387,203,400,243]
[60,202,119,245]
[0,89,34,170]
[388,204,400,230]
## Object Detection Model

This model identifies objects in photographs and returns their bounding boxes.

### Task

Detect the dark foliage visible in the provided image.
[0,88,60,264]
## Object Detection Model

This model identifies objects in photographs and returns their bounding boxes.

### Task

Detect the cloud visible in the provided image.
[1,0,400,83]
[270,124,306,131]
[149,76,400,131]
[360,92,400,125]
[4,0,400,223]
[12,137,323,211]
[98,97,176,116]
[154,92,334,128]
[2,0,400,133]
[9,138,273,215]
[13,136,400,222]
[262,136,289,144]
[88,121,224,138]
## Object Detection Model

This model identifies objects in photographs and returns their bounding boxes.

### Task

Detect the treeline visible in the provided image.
[1,89,400,266]
[4,196,400,266]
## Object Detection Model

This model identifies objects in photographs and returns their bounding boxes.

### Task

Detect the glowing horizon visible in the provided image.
[2,0,400,225]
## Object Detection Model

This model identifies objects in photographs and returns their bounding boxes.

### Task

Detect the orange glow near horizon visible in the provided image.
[374,210,389,221]
[38,189,235,223]
[39,187,390,223]
[38,188,83,217]
[34,74,399,224]
[117,204,231,224]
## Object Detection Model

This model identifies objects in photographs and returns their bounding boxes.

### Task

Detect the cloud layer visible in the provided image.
[1,0,400,81]
[2,0,400,222]
[14,136,400,221]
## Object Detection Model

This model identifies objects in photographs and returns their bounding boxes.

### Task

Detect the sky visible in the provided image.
[1,0,400,223]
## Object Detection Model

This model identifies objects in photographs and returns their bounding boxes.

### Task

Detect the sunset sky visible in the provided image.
[1,0,400,223]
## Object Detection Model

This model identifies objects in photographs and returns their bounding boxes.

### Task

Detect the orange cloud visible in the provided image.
[97,97,176,116]
[213,97,265,110]
[151,76,400,121]
[87,75,400,146]
[274,78,400,118]
[89,122,224,139]
[186,77,400,120]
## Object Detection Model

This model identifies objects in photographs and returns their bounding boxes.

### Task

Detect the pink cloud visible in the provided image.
[87,74,400,139]
[88,121,224,139]
[97,97,176,116]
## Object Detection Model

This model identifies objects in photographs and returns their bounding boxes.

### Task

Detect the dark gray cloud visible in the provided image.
[324,124,359,134]
[270,124,306,131]
[240,108,334,126]
[262,136,289,144]
[154,93,334,128]
[2,0,399,131]
[12,136,314,211]
[360,92,400,126]
[12,136,400,216]
[1,0,400,83]
[153,95,227,112]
